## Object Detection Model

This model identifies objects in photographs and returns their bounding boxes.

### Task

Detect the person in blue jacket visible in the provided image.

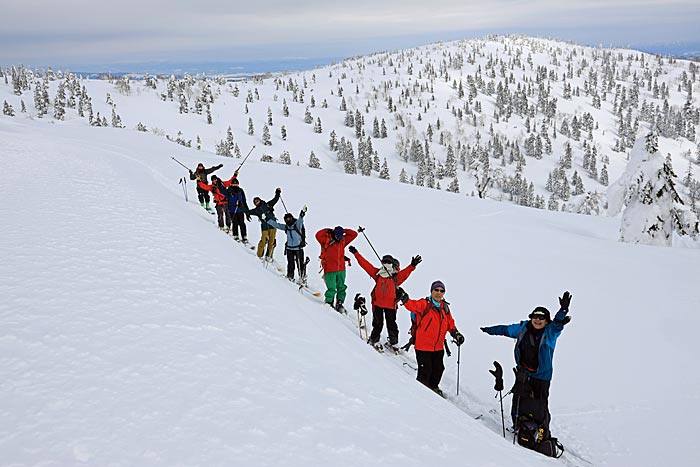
[480,291,572,436]
[265,206,307,282]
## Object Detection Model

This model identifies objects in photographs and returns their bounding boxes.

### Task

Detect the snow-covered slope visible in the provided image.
[2,114,699,466]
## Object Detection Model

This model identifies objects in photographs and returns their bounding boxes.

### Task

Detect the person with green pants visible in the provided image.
[316,226,358,313]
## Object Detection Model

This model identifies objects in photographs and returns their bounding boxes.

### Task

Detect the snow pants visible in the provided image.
[257,229,276,258]
[286,248,304,280]
[415,349,445,391]
[231,212,247,239]
[215,204,231,229]
[323,270,347,305]
[369,306,399,345]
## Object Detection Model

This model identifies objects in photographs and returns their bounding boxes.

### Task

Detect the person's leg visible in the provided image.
[224,210,232,229]
[369,305,385,344]
[385,308,399,345]
[428,350,445,390]
[257,229,269,257]
[215,205,225,228]
[335,270,348,304]
[286,250,295,279]
[323,271,338,304]
[240,214,248,240]
[415,350,433,388]
[231,212,241,237]
[266,229,277,257]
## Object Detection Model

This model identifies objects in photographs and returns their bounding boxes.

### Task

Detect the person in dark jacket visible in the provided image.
[266,206,307,281]
[396,280,464,397]
[316,226,358,312]
[226,178,250,242]
[246,188,281,260]
[480,291,572,436]
[349,246,420,351]
[189,163,224,210]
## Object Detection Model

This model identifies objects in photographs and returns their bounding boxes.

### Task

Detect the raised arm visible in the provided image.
[481,322,524,339]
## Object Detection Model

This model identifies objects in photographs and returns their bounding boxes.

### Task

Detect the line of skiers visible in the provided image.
[187,161,571,458]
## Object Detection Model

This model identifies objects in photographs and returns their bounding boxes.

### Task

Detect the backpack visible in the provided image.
[516,415,564,458]
[285,223,306,248]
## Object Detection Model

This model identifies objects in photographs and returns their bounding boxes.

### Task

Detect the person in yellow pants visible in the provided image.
[245,188,281,261]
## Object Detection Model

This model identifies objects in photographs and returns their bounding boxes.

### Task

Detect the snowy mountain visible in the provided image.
[2,35,699,226]
[1,36,700,466]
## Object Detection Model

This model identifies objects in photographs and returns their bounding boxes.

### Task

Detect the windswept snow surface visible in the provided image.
[1,118,699,466]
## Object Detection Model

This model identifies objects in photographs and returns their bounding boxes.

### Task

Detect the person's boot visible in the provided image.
[335,300,346,314]
[200,201,205,208]
[205,202,211,211]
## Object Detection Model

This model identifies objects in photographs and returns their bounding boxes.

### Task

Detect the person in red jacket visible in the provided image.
[348,246,421,351]
[198,174,236,231]
[315,226,358,312]
[396,280,465,397]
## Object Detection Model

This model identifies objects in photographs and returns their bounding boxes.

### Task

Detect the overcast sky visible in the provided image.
[1,0,699,68]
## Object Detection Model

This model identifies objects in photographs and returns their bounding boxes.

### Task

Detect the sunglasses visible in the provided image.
[433,289,445,293]
[531,315,546,321]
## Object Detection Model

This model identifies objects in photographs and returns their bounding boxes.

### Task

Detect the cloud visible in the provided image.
[1,1,698,65]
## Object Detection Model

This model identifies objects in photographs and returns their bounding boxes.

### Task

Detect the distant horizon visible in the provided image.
[7,35,700,77]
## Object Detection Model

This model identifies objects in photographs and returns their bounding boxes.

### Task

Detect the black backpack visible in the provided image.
[516,416,564,458]
[285,223,306,248]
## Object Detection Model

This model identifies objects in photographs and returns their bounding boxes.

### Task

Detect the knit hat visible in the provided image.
[528,306,551,322]
[253,196,262,204]
[431,280,445,292]
[333,226,345,241]
[231,178,240,185]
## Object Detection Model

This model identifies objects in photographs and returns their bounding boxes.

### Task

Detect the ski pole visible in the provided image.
[489,361,506,438]
[179,177,188,202]
[456,344,462,396]
[357,226,383,263]
[171,156,190,171]
[235,145,256,173]
[279,194,289,213]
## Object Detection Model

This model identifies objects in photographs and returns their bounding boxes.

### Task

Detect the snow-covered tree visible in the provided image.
[379,159,390,179]
[308,151,321,169]
[3,100,15,116]
[608,132,699,246]
[262,124,272,146]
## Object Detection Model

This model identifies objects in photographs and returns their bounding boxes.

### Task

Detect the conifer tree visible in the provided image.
[314,117,322,133]
[308,150,321,169]
[399,168,409,183]
[304,107,313,124]
[262,124,272,146]
[379,159,390,179]
[279,150,291,165]
[248,118,254,135]
[281,125,287,140]
[3,101,15,116]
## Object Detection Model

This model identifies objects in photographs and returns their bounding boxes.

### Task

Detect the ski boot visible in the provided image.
[205,202,211,211]
[224,226,231,233]
[200,201,205,208]
[233,235,240,241]
[219,226,225,231]
[384,340,400,354]
[335,300,346,314]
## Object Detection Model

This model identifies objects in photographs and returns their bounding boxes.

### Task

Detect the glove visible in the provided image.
[489,361,504,392]
[410,255,422,267]
[348,245,357,254]
[246,214,251,222]
[189,170,193,175]
[451,330,465,346]
[396,287,409,304]
[233,169,239,176]
[480,327,491,334]
[275,187,281,194]
[300,205,307,217]
[559,291,572,311]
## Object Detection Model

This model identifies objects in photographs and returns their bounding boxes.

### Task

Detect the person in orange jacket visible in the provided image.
[348,246,421,351]
[197,174,236,231]
[315,226,358,312]
[396,280,465,397]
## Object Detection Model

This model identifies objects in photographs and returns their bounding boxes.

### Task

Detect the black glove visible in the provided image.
[489,361,504,392]
[480,327,490,334]
[559,291,572,311]
[348,245,357,254]
[246,214,251,222]
[275,187,281,194]
[451,330,465,346]
[188,170,193,175]
[396,287,409,304]
[410,255,422,267]
[300,205,307,217]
